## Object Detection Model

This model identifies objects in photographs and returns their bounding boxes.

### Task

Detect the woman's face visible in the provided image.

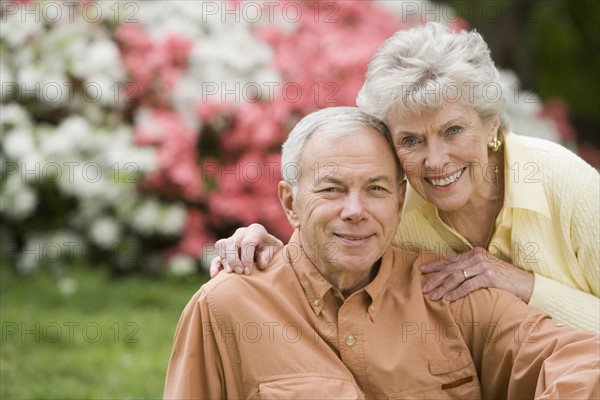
[388,103,499,212]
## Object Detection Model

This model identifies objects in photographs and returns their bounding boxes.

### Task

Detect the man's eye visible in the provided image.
[322,187,340,193]
[369,186,386,191]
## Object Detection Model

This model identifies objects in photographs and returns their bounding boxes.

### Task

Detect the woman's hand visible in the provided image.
[209,223,283,278]
[420,247,535,303]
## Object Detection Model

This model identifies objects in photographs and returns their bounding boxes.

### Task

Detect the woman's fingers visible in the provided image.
[215,224,261,273]
[421,257,468,294]
[443,273,486,301]
[238,226,281,274]
[421,247,535,303]
[209,256,225,278]
[215,236,242,274]
[255,240,283,271]
[422,248,487,298]
[419,258,451,274]
[427,267,475,300]
[214,224,282,275]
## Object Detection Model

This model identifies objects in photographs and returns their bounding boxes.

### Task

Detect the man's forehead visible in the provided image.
[302,150,394,172]
[300,132,398,184]
[303,128,391,155]
[313,172,396,185]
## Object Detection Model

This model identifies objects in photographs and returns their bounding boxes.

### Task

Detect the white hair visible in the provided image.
[281,107,402,194]
[357,22,510,136]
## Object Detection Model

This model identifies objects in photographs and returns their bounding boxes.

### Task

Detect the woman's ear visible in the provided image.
[487,115,501,142]
[278,181,300,228]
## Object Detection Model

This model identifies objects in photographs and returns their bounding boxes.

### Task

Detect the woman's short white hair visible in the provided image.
[281,107,402,194]
[357,22,510,137]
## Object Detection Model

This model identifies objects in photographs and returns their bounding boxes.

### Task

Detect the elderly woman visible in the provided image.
[210,23,599,331]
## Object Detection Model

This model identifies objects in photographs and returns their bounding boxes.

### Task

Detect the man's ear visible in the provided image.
[278,181,300,228]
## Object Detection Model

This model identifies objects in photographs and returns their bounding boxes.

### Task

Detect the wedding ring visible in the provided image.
[462,269,469,280]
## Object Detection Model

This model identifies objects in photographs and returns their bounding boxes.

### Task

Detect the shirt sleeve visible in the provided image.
[454,288,600,399]
[164,288,235,399]
[571,162,600,296]
[529,165,600,332]
[529,273,599,331]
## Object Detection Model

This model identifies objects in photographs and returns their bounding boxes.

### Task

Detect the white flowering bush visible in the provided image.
[0,0,571,276]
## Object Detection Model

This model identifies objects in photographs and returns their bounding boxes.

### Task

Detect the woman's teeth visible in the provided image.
[429,169,464,187]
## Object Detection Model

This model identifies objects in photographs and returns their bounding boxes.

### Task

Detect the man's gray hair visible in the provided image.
[281,107,402,194]
[357,22,510,137]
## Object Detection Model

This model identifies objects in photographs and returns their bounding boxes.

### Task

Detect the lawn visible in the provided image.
[0,264,208,399]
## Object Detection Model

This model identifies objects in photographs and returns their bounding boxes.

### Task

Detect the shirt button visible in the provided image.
[345,335,356,347]
[312,298,321,306]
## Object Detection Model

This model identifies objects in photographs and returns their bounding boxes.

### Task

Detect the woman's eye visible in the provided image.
[447,126,462,135]
[400,137,418,147]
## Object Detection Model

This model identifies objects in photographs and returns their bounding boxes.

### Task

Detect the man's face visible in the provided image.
[279,127,404,283]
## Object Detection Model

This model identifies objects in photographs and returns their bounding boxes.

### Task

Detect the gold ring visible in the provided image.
[462,269,469,280]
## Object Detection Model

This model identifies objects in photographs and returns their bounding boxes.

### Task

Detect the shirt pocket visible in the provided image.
[389,352,481,399]
[258,373,360,399]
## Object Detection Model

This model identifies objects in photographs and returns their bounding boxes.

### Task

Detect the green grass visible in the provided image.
[0,264,208,399]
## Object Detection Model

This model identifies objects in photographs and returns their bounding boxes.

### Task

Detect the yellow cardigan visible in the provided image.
[395,132,599,331]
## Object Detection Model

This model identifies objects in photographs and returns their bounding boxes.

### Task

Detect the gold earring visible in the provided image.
[487,136,502,152]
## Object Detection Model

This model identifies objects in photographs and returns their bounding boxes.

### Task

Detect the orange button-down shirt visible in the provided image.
[164,232,599,399]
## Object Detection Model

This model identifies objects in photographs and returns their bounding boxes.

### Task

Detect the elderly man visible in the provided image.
[164,107,599,399]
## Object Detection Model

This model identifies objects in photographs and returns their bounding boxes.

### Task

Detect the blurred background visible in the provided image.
[1,0,598,398]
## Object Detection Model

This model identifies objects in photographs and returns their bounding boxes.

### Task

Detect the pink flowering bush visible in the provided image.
[0,0,570,276]
[107,0,443,269]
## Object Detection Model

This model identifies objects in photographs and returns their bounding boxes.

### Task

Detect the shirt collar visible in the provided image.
[362,248,394,321]
[402,184,427,214]
[402,132,551,218]
[285,230,394,321]
[285,232,332,315]
[502,132,551,217]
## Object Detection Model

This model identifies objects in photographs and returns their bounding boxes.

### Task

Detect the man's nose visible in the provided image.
[340,192,368,222]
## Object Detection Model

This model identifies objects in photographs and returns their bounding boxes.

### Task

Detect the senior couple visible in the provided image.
[164,23,600,398]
